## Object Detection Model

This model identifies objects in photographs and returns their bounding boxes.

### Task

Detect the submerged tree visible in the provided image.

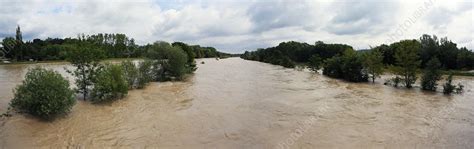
[442,73,465,95]
[323,49,368,82]
[66,43,105,100]
[421,58,442,91]
[166,48,188,80]
[443,73,456,94]
[146,41,189,81]
[392,40,421,88]
[363,49,384,83]
[308,54,322,72]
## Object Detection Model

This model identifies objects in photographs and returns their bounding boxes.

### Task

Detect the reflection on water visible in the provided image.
[0,58,473,148]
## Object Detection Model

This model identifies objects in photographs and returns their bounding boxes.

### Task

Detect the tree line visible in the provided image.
[241,34,469,94]
[0,26,230,62]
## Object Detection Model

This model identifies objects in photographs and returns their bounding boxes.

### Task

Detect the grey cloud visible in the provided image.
[425,2,472,30]
[324,0,399,35]
[247,0,318,33]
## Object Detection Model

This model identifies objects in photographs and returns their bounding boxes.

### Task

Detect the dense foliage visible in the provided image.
[137,59,154,89]
[121,60,139,89]
[91,64,129,103]
[322,50,368,82]
[443,74,456,94]
[10,67,75,120]
[146,41,192,81]
[66,42,105,100]
[362,49,384,83]
[374,35,474,70]
[391,40,421,88]
[421,58,442,91]
[241,34,472,86]
[307,54,322,72]
[1,26,230,62]
[241,41,351,68]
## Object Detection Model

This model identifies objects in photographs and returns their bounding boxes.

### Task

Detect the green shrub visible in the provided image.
[442,74,464,95]
[10,67,75,120]
[91,64,128,103]
[323,56,344,78]
[443,74,456,94]
[137,59,154,89]
[278,56,296,68]
[308,54,322,72]
[322,50,368,82]
[121,60,138,89]
[421,58,442,91]
[165,49,188,80]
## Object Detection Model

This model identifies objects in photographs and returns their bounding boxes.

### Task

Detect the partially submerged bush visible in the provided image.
[443,74,456,94]
[443,74,464,95]
[137,59,154,89]
[421,58,442,91]
[308,54,322,72]
[455,83,464,93]
[392,76,401,87]
[10,67,75,120]
[121,60,138,89]
[91,64,128,103]
[322,50,368,82]
[164,48,188,80]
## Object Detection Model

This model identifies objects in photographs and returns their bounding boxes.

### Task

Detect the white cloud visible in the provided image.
[0,0,472,53]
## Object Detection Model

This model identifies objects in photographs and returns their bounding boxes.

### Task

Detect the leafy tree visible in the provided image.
[392,40,421,88]
[66,43,105,100]
[322,55,344,78]
[322,49,368,82]
[419,34,439,68]
[16,25,22,41]
[456,47,474,70]
[421,58,442,91]
[1,37,16,59]
[91,64,128,103]
[165,48,188,80]
[308,54,322,72]
[340,50,368,82]
[10,67,75,120]
[363,49,384,82]
[146,41,189,80]
[172,42,197,73]
[121,60,138,89]
[172,42,195,63]
[438,38,458,69]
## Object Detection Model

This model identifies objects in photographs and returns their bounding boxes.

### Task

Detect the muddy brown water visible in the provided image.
[0,58,473,148]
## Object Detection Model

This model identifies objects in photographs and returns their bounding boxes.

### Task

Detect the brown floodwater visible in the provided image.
[0,58,473,148]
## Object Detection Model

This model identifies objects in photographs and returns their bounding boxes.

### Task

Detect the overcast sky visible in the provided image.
[0,0,472,53]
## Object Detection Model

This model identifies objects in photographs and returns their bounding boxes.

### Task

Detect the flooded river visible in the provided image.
[0,58,473,148]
